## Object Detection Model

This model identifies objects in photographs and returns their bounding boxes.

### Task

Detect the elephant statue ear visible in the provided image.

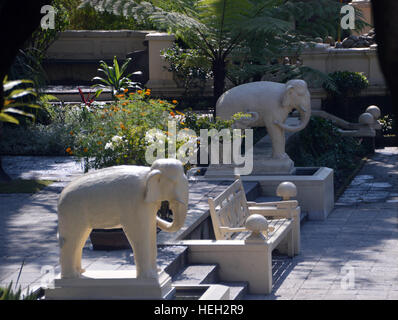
[282,84,295,108]
[144,169,162,203]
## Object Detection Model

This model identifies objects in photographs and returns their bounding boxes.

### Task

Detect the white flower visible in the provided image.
[146,129,166,144]
[105,142,114,150]
[111,135,123,143]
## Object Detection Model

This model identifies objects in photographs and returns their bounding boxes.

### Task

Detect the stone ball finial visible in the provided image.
[276,181,297,200]
[358,112,374,125]
[245,214,269,233]
[365,105,381,120]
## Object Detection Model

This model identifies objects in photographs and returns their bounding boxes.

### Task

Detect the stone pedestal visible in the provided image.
[251,157,295,175]
[145,33,178,95]
[45,270,175,300]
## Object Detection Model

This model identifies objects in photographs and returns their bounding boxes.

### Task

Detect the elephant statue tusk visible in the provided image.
[298,105,307,113]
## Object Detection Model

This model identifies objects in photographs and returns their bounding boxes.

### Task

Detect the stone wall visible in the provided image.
[46,30,152,60]
[44,30,154,85]
[44,30,388,108]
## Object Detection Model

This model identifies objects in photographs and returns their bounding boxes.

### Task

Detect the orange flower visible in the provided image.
[145,91,151,96]
[116,94,125,98]
[120,123,126,130]
[159,100,164,104]
[84,148,88,153]
[66,147,72,153]
[170,111,175,117]
[97,141,102,145]
[69,131,74,136]
[172,100,178,104]
[137,90,143,94]
[124,89,128,93]
[122,102,128,106]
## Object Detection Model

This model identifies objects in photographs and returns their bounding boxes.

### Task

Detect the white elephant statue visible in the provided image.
[57,158,189,280]
[216,79,311,160]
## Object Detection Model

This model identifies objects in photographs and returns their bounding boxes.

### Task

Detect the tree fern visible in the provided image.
[81,0,358,107]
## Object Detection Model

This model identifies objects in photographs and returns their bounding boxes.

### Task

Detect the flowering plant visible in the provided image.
[68,89,187,171]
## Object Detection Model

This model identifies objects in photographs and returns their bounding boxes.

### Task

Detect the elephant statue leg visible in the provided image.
[123,211,159,280]
[266,119,287,159]
[59,221,92,278]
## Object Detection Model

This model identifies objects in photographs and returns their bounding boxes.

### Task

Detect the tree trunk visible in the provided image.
[371,0,398,122]
[212,58,227,118]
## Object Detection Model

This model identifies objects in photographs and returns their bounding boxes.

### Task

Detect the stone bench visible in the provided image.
[208,176,300,256]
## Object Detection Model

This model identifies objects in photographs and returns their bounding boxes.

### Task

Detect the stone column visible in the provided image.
[145,32,178,95]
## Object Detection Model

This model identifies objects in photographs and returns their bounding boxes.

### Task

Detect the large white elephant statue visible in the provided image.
[216,79,311,160]
[57,158,189,280]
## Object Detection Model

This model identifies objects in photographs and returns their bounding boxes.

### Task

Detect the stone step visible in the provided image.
[162,245,189,279]
[172,264,219,285]
[218,281,249,300]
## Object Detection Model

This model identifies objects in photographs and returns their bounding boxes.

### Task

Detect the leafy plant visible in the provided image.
[78,87,102,107]
[162,43,211,97]
[69,89,174,170]
[287,116,368,191]
[323,71,369,97]
[0,282,39,300]
[1,77,39,124]
[379,114,396,136]
[92,56,142,98]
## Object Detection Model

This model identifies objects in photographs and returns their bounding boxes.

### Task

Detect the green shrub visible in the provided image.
[162,44,212,97]
[323,71,369,97]
[62,0,152,30]
[287,116,368,189]
[379,114,396,136]
[0,282,38,300]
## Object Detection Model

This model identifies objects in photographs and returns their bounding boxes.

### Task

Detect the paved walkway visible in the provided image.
[0,149,397,299]
[247,147,398,300]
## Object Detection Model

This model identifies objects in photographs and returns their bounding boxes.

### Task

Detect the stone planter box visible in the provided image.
[89,228,131,250]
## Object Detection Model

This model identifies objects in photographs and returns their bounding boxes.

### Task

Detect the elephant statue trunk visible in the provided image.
[275,105,311,133]
[156,200,188,232]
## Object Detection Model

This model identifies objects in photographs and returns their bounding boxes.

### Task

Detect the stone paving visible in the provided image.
[0,149,397,299]
[246,147,398,300]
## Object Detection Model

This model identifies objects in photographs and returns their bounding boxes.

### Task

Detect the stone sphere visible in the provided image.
[365,105,381,120]
[245,214,269,233]
[358,112,374,125]
[276,181,297,200]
